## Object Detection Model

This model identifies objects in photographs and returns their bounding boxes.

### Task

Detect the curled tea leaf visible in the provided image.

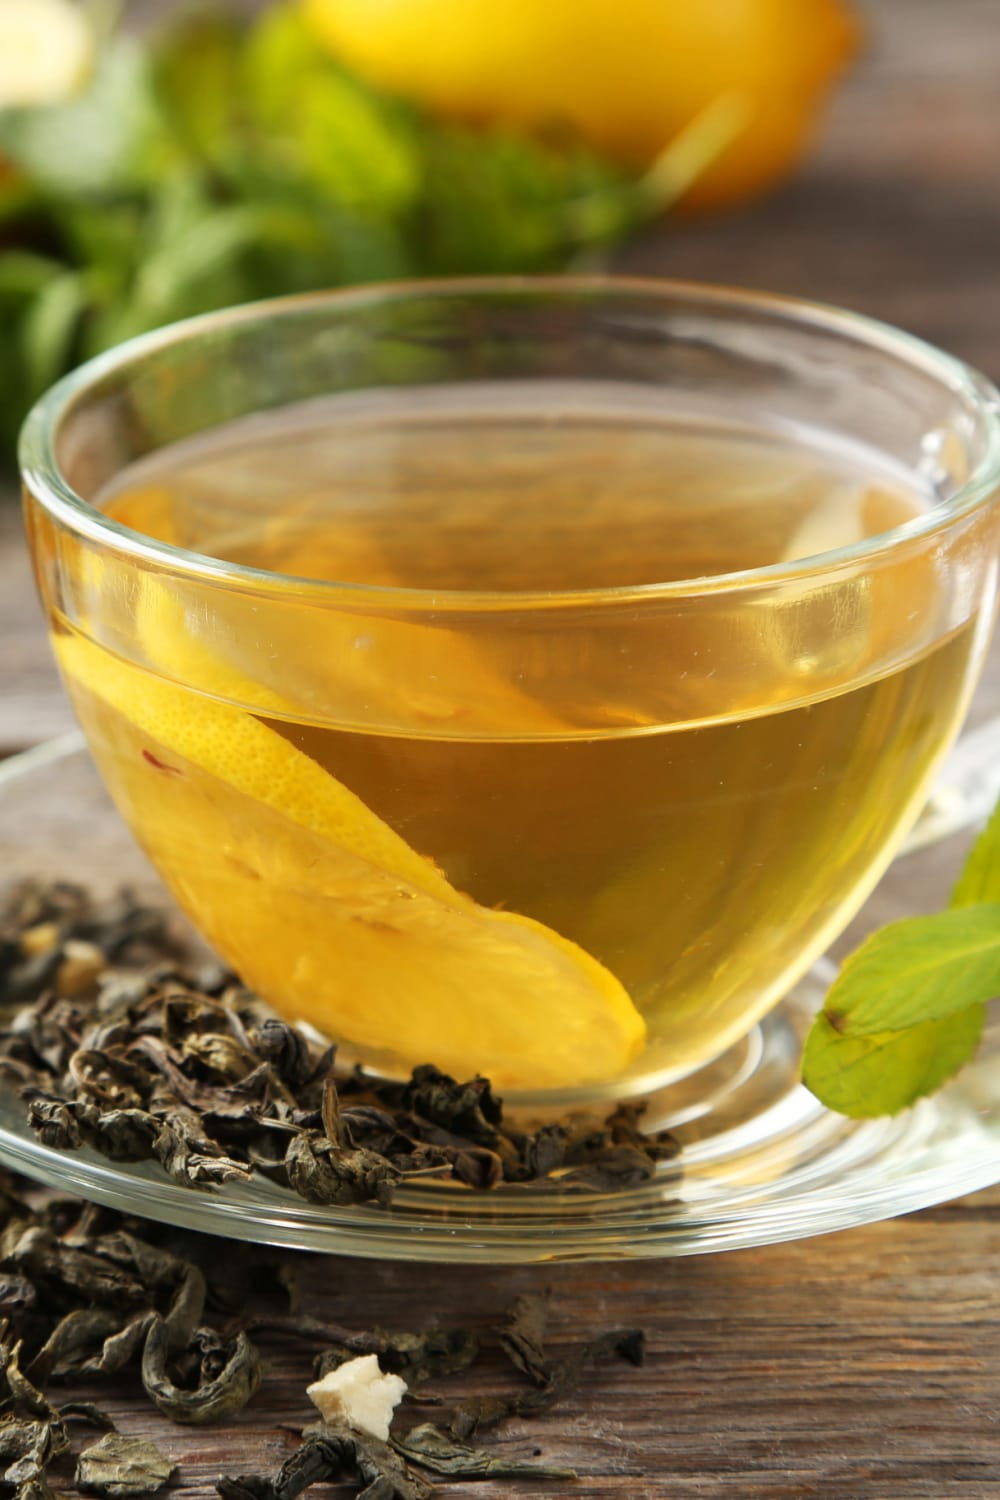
[220,1421,432,1500]
[28,1308,121,1384]
[498,1295,550,1386]
[393,1423,575,1480]
[311,1323,479,1387]
[54,1403,114,1431]
[7,1225,148,1309]
[4,883,678,1201]
[141,1318,261,1426]
[284,1131,401,1207]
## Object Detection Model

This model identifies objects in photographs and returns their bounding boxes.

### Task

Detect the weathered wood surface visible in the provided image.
[33,1216,1000,1500]
[1,0,999,1494]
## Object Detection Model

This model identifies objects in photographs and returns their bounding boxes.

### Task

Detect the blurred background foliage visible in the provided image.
[0,0,857,458]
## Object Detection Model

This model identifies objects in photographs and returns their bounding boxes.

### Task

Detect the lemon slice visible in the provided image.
[55,631,645,1087]
[133,561,567,737]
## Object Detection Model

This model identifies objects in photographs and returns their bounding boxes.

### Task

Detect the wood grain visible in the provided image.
[1,1,1000,1495]
[36,1211,999,1500]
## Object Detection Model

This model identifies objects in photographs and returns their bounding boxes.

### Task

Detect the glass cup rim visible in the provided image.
[19,274,1000,614]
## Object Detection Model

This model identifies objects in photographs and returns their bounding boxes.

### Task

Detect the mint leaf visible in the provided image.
[0,1,661,467]
[22,269,88,396]
[151,14,243,167]
[801,1003,986,1118]
[950,795,1000,907]
[819,903,1000,1036]
[803,794,1000,1117]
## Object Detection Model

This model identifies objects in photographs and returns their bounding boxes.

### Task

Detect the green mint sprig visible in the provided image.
[0,5,738,465]
[802,796,1000,1117]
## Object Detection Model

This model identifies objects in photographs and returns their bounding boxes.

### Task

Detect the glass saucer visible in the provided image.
[0,736,997,1263]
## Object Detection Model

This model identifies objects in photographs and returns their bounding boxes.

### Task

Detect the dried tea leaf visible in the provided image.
[217,1480,274,1500]
[141,1316,262,1425]
[55,1402,114,1430]
[401,1065,503,1143]
[286,1420,432,1500]
[284,1131,400,1207]
[7,1226,148,1309]
[4,884,678,1207]
[217,1422,431,1500]
[250,1020,314,1092]
[525,1325,646,1416]
[498,1295,550,1386]
[486,1299,645,1426]
[92,1233,206,1352]
[394,1422,575,1480]
[448,1395,518,1440]
[312,1324,479,1386]
[77,1314,155,1380]
[76,1433,175,1498]
[0,1273,37,1319]
[0,1417,67,1488]
[16,1477,72,1500]
[1,1337,63,1432]
[28,1308,121,1383]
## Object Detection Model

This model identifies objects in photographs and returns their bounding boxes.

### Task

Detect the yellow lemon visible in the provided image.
[302,0,858,210]
[55,630,645,1088]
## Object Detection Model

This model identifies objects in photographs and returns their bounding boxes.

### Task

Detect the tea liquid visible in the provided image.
[58,385,976,1094]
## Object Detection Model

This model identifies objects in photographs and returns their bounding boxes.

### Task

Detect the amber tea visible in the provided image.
[47,384,978,1095]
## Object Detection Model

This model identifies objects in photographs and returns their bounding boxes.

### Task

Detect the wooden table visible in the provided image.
[1,1,999,1494]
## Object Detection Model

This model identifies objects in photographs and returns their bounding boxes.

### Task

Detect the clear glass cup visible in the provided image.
[19,278,1000,1108]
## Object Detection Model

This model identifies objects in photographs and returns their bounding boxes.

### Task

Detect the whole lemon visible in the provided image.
[301,0,858,210]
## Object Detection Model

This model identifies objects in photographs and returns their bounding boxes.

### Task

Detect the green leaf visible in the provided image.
[95,189,263,347]
[0,0,671,471]
[801,1003,985,1117]
[803,794,1000,1117]
[151,14,243,166]
[0,250,64,298]
[22,268,88,395]
[243,8,420,215]
[818,903,1000,1037]
[950,795,1000,907]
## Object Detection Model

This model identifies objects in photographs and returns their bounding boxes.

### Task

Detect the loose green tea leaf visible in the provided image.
[497,1295,550,1387]
[141,1318,262,1426]
[75,1433,175,1498]
[803,793,1000,1117]
[311,1324,479,1387]
[29,1308,128,1384]
[1,882,678,1203]
[53,1403,114,1432]
[1,1419,67,1489]
[445,1296,645,1438]
[219,1420,434,1500]
[0,1154,649,1498]
[393,1423,576,1480]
